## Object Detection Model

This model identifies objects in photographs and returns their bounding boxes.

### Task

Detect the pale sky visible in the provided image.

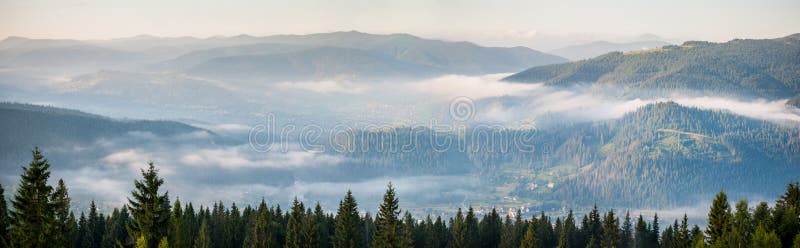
[1,0,799,49]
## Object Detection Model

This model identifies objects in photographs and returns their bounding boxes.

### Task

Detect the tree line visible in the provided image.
[1,148,799,248]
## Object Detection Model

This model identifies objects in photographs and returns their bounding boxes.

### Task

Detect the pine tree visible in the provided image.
[601,210,620,248]
[86,200,104,248]
[705,191,730,245]
[50,179,73,248]
[250,199,273,248]
[104,207,133,247]
[479,208,501,248]
[302,208,319,248]
[401,211,415,247]
[558,211,576,248]
[792,233,800,248]
[634,215,649,248]
[194,218,212,248]
[651,213,660,247]
[314,203,331,248]
[520,222,538,248]
[750,224,781,248]
[11,147,56,248]
[673,215,690,248]
[621,211,634,248]
[363,212,375,247]
[128,162,171,248]
[373,183,402,248]
[727,200,752,247]
[0,183,10,247]
[661,225,673,248]
[464,207,480,248]
[76,213,88,248]
[335,191,364,248]
[170,199,184,248]
[451,208,468,248]
[285,197,305,248]
[499,214,517,248]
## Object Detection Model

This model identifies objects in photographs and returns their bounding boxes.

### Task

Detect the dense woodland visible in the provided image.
[503,33,800,100]
[340,102,800,207]
[2,148,800,248]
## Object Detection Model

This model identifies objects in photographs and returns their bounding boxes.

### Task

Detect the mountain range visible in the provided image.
[505,34,800,100]
[0,31,568,82]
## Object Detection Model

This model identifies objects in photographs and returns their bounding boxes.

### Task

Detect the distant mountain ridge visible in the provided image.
[549,40,672,61]
[505,34,800,99]
[0,31,568,81]
[0,102,213,164]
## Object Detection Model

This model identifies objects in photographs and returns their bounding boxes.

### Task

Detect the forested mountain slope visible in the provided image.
[340,102,800,207]
[0,103,213,166]
[504,34,800,99]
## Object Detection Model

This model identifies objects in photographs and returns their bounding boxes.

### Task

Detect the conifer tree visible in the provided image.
[285,198,304,248]
[373,183,402,248]
[86,200,104,248]
[520,222,538,248]
[128,162,171,248]
[705,191,730,245]
[401,211,415,247]
[76,213,88,248]
[103,207,133,248]
[250,199,273,248]
[314,203,331,248]
[194,218,212,248]
[0,183,10,247]
[363,212,375,247]
[479,208,501,248]
[621,211,634,248]
[601,210,620,248]
[302,208,319,248]
[558,211,575,248]
[499,214,517,248]
[11,147,56,248]
[170,199,184,248]
[464,207,480,248]
[750,224,781,248]
[51,179,73,248]
[451,208,470,248]
[335,191,363,248]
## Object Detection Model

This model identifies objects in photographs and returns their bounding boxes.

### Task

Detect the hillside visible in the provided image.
[0,103,213,166]
[340,102,800,208]
[549,40,672,61]
[504,34,800,99]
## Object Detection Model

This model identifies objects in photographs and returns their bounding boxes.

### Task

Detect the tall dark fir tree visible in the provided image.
[10,147,56,248]
[373,183,402,248]
[335,190,364,248]
[128,162,171,248]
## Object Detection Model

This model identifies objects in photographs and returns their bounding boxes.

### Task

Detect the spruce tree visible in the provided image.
[464,207,480,248]
[499,214,517,248]
[194,218,212,248]
[128,162,171,248]
[401,211,415,247]
[285,197,305,248]
[86,200,104,248]
[373,183,402,248]
[10,147,56,248]
[601,210,620,248]
[302,208,319,248]
[103,207,133,248]
[250,199,273,248]
[520,222,538,248]
[170,199,184,248]
[451,208,467,247]
[335,191,363,248]
[705,191,730,245]
[0,183,10,247]
[50,179,73,248]
[750,224,781,248]
[621,211,634,248]
[479,208,501,248]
